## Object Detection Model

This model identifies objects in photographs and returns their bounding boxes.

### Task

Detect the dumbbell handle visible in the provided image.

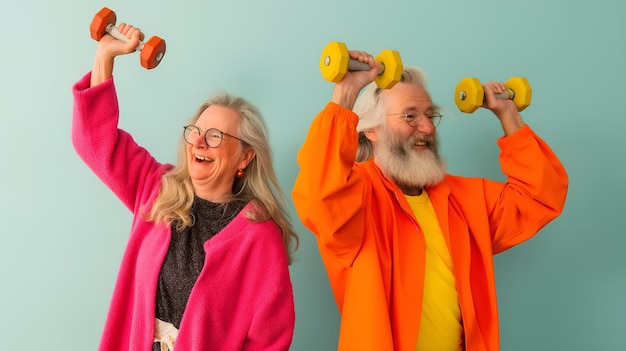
[105,23,146,51]
[459,88,515,103]
[347,59,386,76]
[494,89,515,100]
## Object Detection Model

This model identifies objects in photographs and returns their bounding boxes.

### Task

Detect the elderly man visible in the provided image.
[292,50,568,351]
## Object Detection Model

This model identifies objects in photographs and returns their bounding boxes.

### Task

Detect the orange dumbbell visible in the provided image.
[90,7,166,69]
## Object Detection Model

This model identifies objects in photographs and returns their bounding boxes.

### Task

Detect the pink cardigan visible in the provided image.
[72,72,295,350]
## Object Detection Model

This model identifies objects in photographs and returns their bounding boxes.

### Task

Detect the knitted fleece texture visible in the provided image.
[72,72,295,351]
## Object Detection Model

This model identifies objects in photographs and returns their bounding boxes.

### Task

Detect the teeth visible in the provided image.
[194,154,213,162]
[415,140,427,146]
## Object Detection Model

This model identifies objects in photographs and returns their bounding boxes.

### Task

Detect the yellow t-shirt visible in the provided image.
[405,191,463,351]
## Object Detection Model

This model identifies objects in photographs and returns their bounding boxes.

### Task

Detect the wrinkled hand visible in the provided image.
[91,23,145,87]
[96,23,145,59]
[331,50,381,110]
[482,81,525,135]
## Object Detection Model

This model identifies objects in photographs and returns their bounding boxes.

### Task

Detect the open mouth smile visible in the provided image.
[194,154,214,162]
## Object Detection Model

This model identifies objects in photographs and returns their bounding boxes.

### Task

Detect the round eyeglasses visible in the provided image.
[387,110,443,128]
[183,125,244,148]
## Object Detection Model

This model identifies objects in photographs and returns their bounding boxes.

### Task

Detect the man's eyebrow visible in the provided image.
[404,104,440,113]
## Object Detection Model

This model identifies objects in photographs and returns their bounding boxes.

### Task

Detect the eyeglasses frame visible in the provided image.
[183,125,245,148]
[386,110,443,128]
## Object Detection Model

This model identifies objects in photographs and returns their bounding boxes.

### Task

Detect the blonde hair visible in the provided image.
[145,92,299,264]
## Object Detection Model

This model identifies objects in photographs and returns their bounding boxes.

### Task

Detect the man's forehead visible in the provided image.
[383,87,433,111]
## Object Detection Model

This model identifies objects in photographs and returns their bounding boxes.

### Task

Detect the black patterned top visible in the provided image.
[154,196,246,329]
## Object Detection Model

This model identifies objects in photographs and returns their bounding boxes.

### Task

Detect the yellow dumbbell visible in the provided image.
[320,41,403,89]
[454,77,532,113]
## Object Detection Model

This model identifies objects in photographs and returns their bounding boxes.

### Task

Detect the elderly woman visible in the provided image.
[72,23,298,351]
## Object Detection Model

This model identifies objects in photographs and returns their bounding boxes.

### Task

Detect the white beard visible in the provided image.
[373,124,446,188]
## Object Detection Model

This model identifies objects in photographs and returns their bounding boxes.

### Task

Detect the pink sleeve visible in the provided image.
[71,72,168,213]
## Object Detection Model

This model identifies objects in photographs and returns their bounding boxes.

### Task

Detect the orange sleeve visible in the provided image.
[292,102,367,268]
[488,125,569,253]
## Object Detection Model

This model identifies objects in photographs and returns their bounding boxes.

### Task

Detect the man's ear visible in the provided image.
[364,128,378,143]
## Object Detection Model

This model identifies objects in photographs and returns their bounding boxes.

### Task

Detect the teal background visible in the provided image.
[1,0,624,350]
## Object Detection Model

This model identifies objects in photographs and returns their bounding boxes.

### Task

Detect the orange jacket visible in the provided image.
[292,103,568,351]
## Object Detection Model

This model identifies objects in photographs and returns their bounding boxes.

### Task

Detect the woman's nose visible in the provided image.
[193,134,208,148]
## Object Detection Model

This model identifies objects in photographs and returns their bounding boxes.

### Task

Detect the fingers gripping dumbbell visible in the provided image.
[454,77,532,113]
[320,42,403,89]
[90,7,166,69]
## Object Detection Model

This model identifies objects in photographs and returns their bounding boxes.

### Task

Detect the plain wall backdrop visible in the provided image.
[1,0,624,350]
